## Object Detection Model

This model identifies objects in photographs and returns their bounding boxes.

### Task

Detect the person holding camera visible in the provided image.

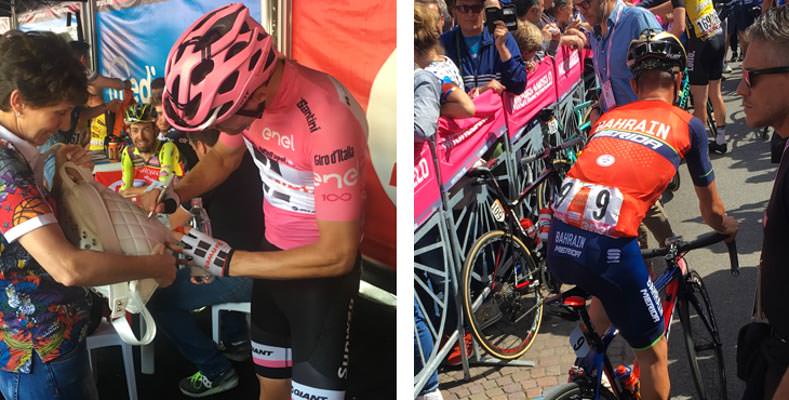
[441,0,527,95]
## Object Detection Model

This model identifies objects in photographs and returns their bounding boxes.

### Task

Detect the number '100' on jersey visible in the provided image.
[553,100,714,238]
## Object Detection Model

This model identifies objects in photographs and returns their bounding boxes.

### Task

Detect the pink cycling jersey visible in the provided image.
[220,61,369,250]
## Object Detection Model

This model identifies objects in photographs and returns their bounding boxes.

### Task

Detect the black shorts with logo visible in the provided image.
[250,240,360,394]
[687,32,725,86]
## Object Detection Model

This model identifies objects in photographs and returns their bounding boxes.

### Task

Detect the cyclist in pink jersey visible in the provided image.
[141,4,369,399]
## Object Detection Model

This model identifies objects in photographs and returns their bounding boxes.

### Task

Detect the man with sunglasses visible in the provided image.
[737,7,789,400]
[441,0,527,94]
[547,30,737,400]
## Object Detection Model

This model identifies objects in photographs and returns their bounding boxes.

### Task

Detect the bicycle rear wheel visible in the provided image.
[461,230,543,360]
[678,270,727,400]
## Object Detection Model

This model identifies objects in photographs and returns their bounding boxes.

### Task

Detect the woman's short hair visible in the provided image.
[415,3,442,58]
[0,31,87,111]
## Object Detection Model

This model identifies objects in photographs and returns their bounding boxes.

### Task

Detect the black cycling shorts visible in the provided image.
[250,240,360,398]
[687,33,725,86]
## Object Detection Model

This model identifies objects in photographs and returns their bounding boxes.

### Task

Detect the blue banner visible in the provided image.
[97,0,261,104]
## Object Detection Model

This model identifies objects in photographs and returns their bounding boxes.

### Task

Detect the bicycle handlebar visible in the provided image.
[521,135,585,164]
[640,231,740,276]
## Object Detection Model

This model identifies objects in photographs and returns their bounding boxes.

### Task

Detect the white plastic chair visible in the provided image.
[86,320,138,400]
[211,302,251,344]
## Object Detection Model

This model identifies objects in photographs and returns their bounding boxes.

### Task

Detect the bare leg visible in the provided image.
[690,84,710,127]
[258,375,291,400]
[634,337,670,400]
[708,79,726,128]
[588,297,611,337]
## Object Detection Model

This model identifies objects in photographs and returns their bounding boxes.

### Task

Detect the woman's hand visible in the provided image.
[152,242,182,288]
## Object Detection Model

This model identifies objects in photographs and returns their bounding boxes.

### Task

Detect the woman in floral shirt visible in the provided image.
[0,31,176,400]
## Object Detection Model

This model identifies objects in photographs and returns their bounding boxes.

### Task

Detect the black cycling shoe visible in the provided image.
[219,339,251,362]
[709,141,728,155]
[730,52,738,63]
[179,369,239,398]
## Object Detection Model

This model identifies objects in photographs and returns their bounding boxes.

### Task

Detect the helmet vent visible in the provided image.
[217,102,233,117]
[240,22,250,34]
[210,10,240,37]
[257,31,268,41]
[184,93,202,119]
[191,59,215,86]
[226,41,248,62]
[262,49,276,70]
[249,49,262,71]
[218,71,239,94]
[170,76,181,100]
[191,8,222,32]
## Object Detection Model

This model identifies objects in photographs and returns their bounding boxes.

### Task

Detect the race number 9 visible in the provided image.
[553,177,624,235]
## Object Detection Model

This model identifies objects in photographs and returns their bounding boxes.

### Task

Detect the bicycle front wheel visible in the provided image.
[461,230,543,360]
[678,270,727,400]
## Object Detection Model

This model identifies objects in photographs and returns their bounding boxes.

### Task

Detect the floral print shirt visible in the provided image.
[0,126,91,373]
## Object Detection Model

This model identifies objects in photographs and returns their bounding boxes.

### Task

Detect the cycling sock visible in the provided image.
[716,126,726,145]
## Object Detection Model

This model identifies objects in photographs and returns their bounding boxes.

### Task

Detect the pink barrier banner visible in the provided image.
[414,141,441,226]
[435,90,507,190]
[503,58,557,139]
[554,46,584,100]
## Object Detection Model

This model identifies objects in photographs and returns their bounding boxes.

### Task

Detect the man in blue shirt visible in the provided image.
[441,0,527,94]
[577,0,662,111]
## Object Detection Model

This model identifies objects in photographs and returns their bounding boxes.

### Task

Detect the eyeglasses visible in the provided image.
[574,0,592,10]
[743,66,789,89]
[454,4,485,14]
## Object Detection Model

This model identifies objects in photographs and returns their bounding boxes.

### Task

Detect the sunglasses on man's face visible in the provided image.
[743,66,789,89]
[454,4,485,14]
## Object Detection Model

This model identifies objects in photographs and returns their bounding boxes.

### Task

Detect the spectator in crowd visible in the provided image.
[150,78,199,171]
[417,0,454,33]
[69,41,130,98]
[736,7,789,399]
[730,0,761,59]
[762,0,786,10]
[415,70,443,140]
[579,0,662,112]
[0,31,176,400]
[119,103,184,196]
[416,3,476,118]
[441,0,527,94]
[513,21,545,71]
[150,128,263,397]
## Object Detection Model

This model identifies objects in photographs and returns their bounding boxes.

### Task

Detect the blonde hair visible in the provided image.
[513,21,543,56]
[415,3,441,59]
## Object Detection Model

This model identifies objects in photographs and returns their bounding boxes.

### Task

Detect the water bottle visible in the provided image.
[190,198,212,236]
[614,364,640,398]
[519,217,542,251]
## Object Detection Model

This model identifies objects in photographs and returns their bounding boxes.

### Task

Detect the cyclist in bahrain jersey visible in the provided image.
[546,30,737,400]
[140,4,369,400]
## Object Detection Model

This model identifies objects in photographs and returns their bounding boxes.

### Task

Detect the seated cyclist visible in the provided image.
[120,103,184,196]
[546,30,737,400]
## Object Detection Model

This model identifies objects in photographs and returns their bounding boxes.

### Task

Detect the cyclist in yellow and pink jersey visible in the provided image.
[140,4,369,399]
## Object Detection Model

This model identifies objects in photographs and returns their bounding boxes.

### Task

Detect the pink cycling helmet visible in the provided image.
[163,3,278,132]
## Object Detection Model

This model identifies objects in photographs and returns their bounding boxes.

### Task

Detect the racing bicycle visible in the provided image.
[460,135,584,360]
[542,232,738,400]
